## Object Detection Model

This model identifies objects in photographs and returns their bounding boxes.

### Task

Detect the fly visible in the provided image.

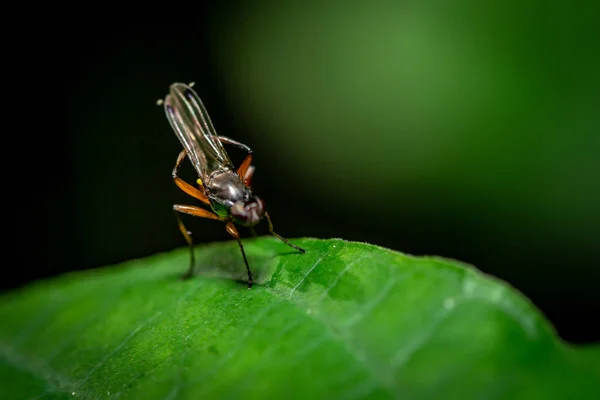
[158,82,305,288]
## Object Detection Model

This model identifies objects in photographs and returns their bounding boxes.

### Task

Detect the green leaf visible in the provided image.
[0,238,598,400]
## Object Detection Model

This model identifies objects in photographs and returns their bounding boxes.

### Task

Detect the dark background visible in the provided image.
[10,2,600,344]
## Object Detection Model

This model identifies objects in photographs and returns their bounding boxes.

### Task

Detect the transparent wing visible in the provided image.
[163,83,234,181]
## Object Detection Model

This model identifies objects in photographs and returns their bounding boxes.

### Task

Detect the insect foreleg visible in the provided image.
[265,212,306,254]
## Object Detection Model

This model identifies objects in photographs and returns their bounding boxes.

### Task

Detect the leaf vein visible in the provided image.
[0,343,76,395]
[78,311,163,387]
[267,288,396,397]
[341,275,399,330]
[288,248,335,299]
[316,253,369,302]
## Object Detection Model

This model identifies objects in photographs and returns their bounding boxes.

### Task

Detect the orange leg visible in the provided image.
[225,221,253,289]
[218,136,254,187]
[242,165,255,187]
[174,204,222,279]
[237,154,253,187]
[173,149,210,204]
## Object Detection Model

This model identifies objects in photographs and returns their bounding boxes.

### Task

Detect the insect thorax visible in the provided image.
[206,170,250,217]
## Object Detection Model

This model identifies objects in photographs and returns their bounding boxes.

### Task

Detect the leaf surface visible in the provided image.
[0,238,598,400]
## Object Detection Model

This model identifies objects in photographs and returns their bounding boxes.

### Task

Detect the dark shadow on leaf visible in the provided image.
[165,245,302,285]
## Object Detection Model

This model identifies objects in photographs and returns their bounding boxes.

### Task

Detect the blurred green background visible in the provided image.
[17,1,600,343]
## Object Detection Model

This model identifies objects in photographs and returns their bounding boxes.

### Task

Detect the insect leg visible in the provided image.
[225,221,253,289]
[173,149,210,204]
[241,166,255,187]
[218,136,252,152]
[218,136,254,186]
[173,205,222,279]
[265,212,306,253]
